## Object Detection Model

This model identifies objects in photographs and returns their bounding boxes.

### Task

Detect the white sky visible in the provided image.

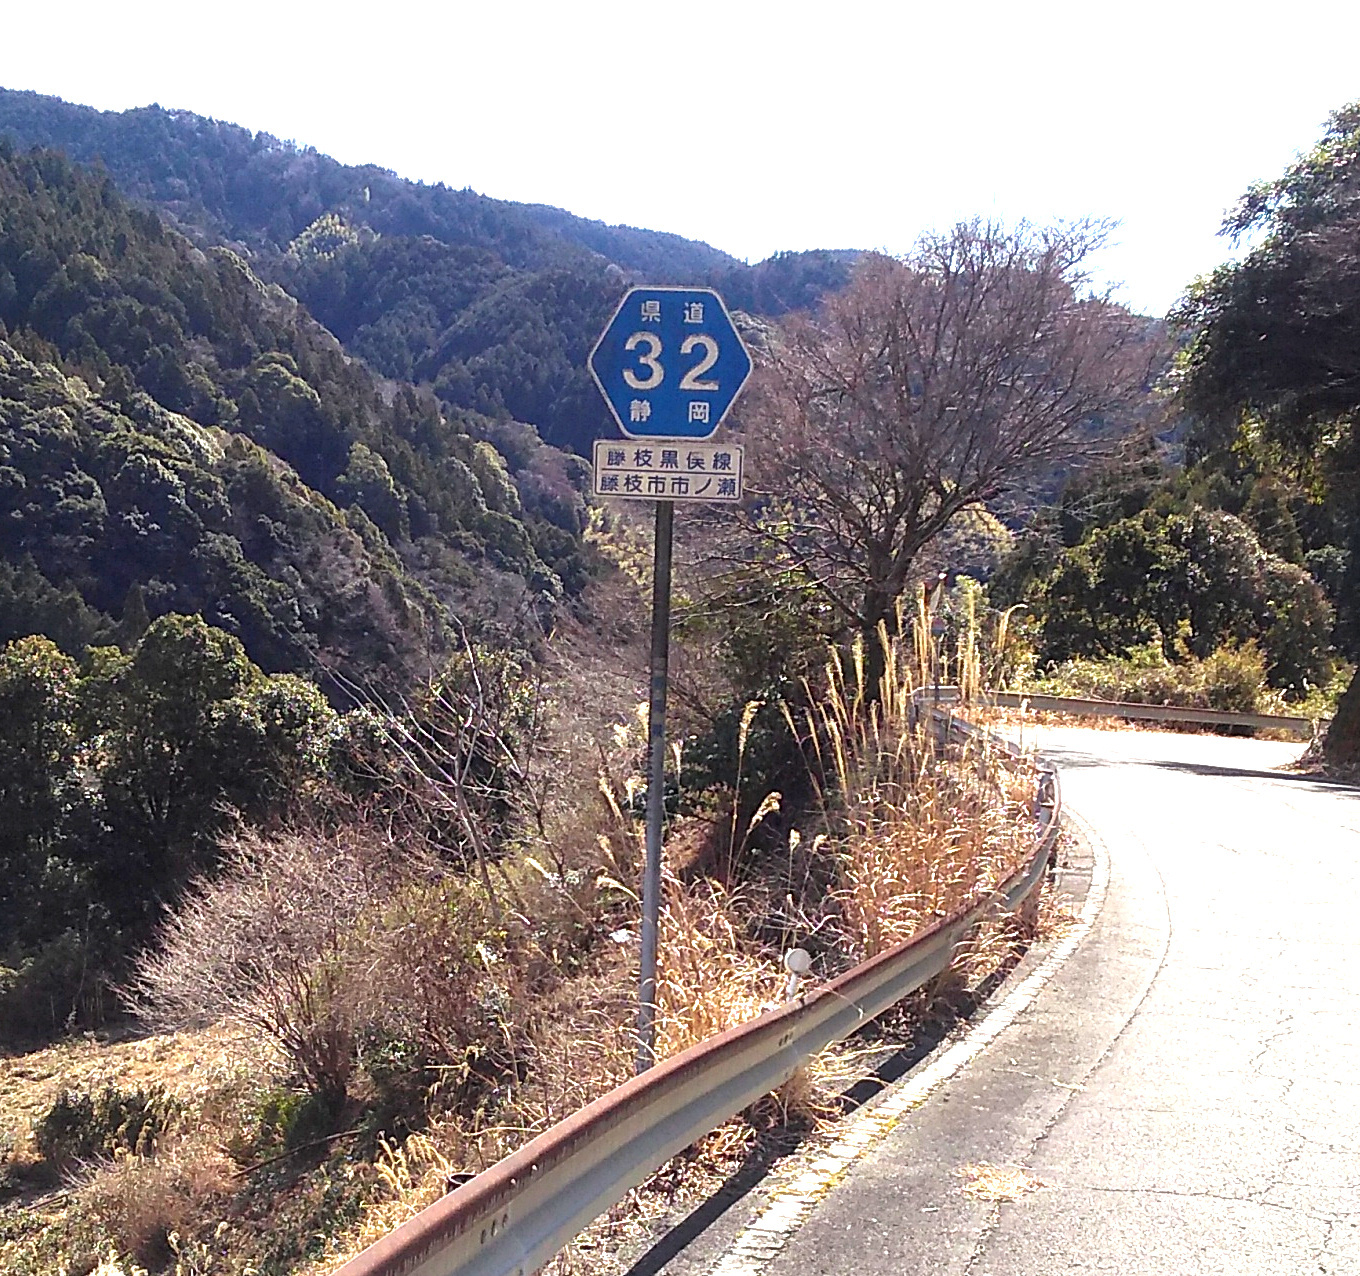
[4,0,1359,317]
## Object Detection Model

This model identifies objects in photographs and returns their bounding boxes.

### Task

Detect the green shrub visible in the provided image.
[1033,507,1334,699]
[230,1085,341,1165]
[0,932,89,1044]
[1197,644,1272,712]
[33,1084,181,1170]
[1292,664,1353,722]
[1035,640,1279,714]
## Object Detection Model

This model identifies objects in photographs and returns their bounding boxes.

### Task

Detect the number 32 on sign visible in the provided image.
[592,439,744,503]
[588,286,752,440]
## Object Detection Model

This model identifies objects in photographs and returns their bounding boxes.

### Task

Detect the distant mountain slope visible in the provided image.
[0,89,856,454]
[0,89,740,275]
[0,141,589,690]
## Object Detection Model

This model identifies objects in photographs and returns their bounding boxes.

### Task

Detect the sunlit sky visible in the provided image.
[4,0,1359,317]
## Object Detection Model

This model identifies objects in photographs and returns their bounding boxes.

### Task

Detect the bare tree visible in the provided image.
[129,828,405,1103]
[741,219,1164,642]
[129,826,518,1107]
[331,626,551,913]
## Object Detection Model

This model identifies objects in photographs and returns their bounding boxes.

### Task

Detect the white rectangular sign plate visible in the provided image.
[593,439,744,503]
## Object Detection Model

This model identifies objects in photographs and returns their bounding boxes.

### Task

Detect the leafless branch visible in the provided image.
[739,219,1167,638]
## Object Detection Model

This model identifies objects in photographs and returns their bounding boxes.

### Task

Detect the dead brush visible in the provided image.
[291,1133,453,1276]
[518,993,637,1129]
[250,601,1043,1276]
[355,1134,453,1238]
[790,618,1039,963]
[553,763,841,1128]
[590,740,787,1062]
[655,873,782,1054]
[655,872,846,1130]
[834,793,1032,961]
[79,1136,235,1271]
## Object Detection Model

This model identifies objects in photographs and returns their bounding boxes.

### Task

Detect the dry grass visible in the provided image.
[0,1022,282,1276]
[656,877,783,1054]
[1034,872,1082,942]
[794,624,1039,963]
[3,594,1052,1276]
[656,874,850,1135]
[81,1138,236,1267]
[292,1134,452,1276]
[301,618,1051,1271]
[0,1024,275,1176]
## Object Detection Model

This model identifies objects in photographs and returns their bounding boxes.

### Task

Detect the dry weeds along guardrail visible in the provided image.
[333,700,1059,1276]
[332,688,1319,1276]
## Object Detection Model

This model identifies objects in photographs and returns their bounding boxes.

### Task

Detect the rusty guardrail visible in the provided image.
[335,703,1059,1276]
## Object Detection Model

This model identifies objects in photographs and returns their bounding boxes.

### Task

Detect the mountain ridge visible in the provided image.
[0,88,747,277]
[0,88,858,454]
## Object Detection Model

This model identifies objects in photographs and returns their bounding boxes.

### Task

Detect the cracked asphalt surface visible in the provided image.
[744,727,1360,1274]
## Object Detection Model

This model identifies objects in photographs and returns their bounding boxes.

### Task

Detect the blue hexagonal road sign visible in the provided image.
[588,286,752,440]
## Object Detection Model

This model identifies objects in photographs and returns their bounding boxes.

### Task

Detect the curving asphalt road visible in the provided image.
[670,726,1360,1275]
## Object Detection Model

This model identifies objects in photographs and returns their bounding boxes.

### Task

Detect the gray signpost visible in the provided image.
[588,286,752,1072]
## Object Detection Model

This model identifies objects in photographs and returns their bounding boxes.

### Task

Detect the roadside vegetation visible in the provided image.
[6,81,1360,1276]
[0,141,1076,1276]
[1,596,1045,1276]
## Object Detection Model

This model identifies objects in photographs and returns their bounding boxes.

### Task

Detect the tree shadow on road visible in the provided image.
[1029,747,1108,770]
[1145,758,1360,795]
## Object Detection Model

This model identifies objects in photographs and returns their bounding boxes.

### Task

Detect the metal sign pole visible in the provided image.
[636,499,674,1073]
[585,285,751,1075]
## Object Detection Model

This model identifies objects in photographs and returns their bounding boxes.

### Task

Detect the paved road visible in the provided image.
[695,727,1360,1275]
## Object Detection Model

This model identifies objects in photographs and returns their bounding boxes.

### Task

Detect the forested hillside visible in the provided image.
[0,133,617,1046]
[0,140,597,689]
[0,89,856,455]
[0,89,743,276]
[1170,102,1360,759]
